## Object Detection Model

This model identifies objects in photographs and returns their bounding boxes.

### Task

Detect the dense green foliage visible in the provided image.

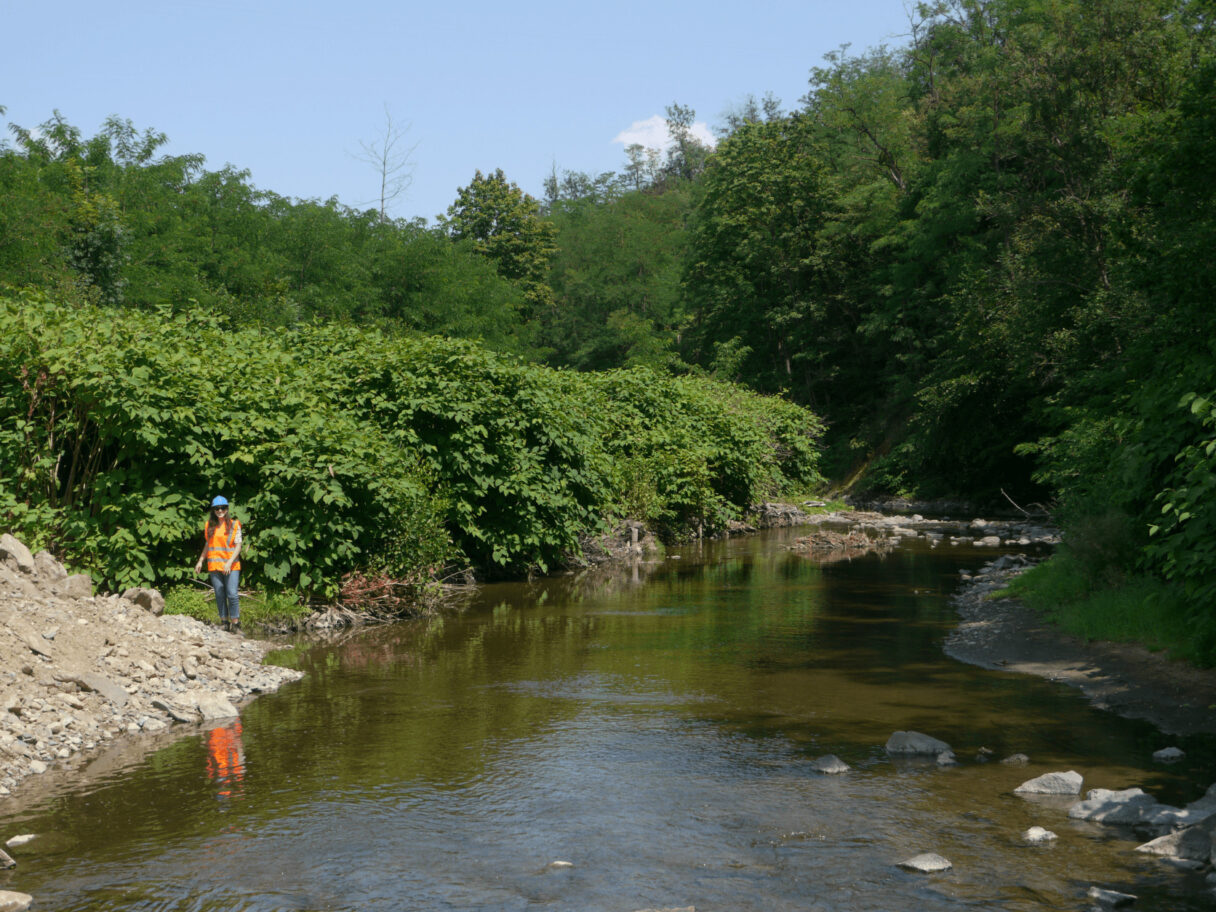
[0,294,823,592]
[0,295,451,594]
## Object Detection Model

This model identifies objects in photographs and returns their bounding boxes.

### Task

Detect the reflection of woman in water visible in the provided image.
[206,721,246,798]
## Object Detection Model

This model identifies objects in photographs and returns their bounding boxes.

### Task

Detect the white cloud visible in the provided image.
[613,115,716,150]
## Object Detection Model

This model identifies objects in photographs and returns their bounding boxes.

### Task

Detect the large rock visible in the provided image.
[122,587,166,616]
[151,698,199,724]
[1014,771,1083,795]
[1068,787,1164,824]
[0,891,33,912]
[0,534,34,575]
[52,573,93,599]
[32,550,67,582]
[1136,826,1212,861]
[196,693,239,721]
[71,672,129,708]
[897,852,952,873]
[1142,783,1216,829]
[885,731,952,756]
[1153,746,1185,763]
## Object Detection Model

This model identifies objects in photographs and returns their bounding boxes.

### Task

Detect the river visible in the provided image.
[3,527,1214,910]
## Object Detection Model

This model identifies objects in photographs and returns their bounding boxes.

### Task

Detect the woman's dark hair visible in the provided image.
[206,508,235,540]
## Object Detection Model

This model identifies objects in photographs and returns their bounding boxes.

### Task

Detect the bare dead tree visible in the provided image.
[351,104,418,221]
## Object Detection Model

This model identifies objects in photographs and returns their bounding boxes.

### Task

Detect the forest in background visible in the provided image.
[1,0,1214,647]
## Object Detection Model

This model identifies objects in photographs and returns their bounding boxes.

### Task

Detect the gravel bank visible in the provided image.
[0,533,303,802]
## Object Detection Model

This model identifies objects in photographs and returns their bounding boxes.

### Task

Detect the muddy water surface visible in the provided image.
[4,527,1216,911]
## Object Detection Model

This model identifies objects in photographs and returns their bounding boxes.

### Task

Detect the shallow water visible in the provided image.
[4,528,1216,911]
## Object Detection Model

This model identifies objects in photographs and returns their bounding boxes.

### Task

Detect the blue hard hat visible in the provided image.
[210,495,229,507]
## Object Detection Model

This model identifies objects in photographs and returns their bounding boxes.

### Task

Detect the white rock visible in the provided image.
[1153,747,1185,763]
[897,852,952,873]
[27,760,46,775]
[1068,788,1164,824]
[811,754,850,774]
[936,750,958,766]
[1014,770,1082,795]
[1136,827,1212,861]
[885,731,952,755]
[0,890,34,912]
[546,860,574,869]
[3,835,35,849]
[1023,826,1057,844]
[1001,753,1029,765]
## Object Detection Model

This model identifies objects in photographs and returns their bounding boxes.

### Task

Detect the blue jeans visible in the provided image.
[209,570,240,621]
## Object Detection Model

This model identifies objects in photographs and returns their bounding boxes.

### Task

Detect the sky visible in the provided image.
[2,0,915,224]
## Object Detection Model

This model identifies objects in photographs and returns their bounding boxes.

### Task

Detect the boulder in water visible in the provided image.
[897,852,952,873]
[0,891,34,912]
[1022,826,1057,844]
[1013,771,1082,795]
[885,731,951,756]
[811,754,850,774]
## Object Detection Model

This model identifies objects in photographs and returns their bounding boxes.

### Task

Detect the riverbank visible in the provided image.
[945,555,1216,737]
[0,534,302,803]
[775,507,1216,737]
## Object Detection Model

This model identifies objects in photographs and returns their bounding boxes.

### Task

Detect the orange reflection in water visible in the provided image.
[205,721,246,799]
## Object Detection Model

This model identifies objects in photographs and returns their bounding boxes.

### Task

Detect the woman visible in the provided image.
[195,495,243,631]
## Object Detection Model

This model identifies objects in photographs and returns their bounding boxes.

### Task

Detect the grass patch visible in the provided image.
[777,493,848,514]
[1005,553,1204,663]
[163,584,312,630]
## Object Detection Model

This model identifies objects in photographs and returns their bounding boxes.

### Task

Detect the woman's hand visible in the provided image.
[195,559,203,574]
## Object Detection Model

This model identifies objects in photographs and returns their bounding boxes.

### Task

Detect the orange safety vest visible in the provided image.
[204,519,242,572]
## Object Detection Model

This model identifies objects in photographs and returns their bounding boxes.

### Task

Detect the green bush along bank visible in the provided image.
[0,293,825,596]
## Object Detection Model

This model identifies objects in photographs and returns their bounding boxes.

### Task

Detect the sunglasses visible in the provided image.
[212,506,228,512]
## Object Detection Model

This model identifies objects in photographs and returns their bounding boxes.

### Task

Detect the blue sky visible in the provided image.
[2,0,915,223]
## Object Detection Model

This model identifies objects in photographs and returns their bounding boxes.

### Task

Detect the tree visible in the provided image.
[442,169,558,318]
[663,103,711,182]
[685,116,838,401]
[717,92,784,138]
[352,105,417,222]
[622,143,662,190]
[547,183,693,370]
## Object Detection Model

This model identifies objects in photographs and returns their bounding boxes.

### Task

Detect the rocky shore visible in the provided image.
[945,552,1216,737]
[0,533,303,804]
